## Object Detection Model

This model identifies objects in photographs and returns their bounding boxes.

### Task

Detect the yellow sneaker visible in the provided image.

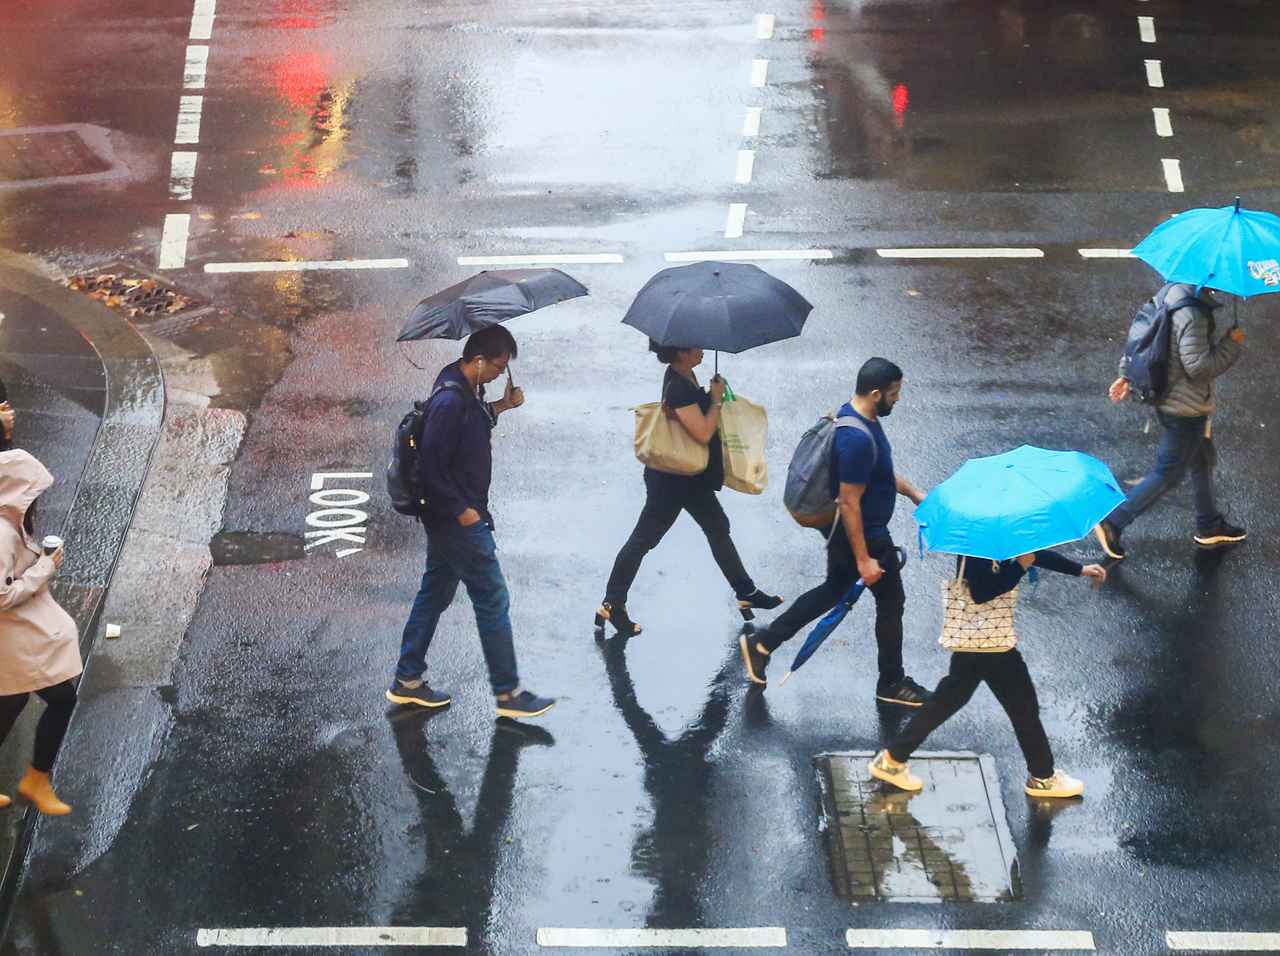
[868,750,923,792]
[1024,770,1084,799]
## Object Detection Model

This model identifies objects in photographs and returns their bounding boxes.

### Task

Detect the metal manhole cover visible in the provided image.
[816,751,1021,902]
[0,125,124,188]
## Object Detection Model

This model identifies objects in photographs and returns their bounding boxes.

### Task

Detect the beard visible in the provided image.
[875,396,895,417]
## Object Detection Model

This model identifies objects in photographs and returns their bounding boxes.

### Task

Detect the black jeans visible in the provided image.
[757,528,905,688]
[604,470,754,605]
[0,680,78,773]
[889,649,1053,779]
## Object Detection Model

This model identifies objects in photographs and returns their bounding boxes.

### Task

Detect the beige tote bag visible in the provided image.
[719,395,769,495]
[938,557,1019,653]
[634,402,709,476]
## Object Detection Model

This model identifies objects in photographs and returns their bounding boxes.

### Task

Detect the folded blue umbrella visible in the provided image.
[1132,199,1280,298]
[914,446,1124,562]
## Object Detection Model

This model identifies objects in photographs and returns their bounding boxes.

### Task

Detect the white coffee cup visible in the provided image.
[41,535,63,556]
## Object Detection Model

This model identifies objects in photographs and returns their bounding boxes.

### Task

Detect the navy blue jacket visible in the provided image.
[415,362,497,530]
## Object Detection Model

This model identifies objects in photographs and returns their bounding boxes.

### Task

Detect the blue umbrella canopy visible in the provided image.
[914,446,1124,562]
[1132,200,1280,298]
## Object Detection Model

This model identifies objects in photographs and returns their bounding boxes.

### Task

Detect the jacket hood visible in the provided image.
[0,450,53,528]
[1163,282,1222,310]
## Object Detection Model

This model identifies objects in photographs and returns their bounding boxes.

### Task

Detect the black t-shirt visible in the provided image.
[648,367,723,490]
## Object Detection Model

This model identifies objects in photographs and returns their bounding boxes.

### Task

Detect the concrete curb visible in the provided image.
[0,251,165,936]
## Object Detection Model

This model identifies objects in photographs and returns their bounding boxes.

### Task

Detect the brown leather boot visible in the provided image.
[17,767,70,815]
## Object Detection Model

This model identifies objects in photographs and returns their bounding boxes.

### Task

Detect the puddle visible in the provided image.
[210,531,305,566]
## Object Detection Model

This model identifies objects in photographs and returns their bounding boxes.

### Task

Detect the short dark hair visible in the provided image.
[463,324,518,362]
[855,357,903,396]
[649,339,684,365]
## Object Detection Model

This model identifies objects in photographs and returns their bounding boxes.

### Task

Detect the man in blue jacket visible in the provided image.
[387,325,555,719]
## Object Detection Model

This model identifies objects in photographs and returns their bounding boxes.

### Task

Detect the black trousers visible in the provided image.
[604,470,754,605]
[0,679,78,773]
[889,649,1054,779]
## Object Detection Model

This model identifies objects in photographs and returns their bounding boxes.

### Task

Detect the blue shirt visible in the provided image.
[831,404,895,538]
[415,362,497,530]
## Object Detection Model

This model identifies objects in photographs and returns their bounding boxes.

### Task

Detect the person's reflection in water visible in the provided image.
[599,635,736,929]
[387,709,553,950]
[861,788,977,901]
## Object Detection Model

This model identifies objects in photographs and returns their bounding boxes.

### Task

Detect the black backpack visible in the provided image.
[386,381,466,517]
[1120,285,1200,405]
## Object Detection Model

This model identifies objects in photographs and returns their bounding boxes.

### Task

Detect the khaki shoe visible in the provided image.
[868,750,923,792]
[1024,770,1084,799]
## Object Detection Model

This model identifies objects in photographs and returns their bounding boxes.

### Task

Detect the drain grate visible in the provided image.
[67,264,201,320]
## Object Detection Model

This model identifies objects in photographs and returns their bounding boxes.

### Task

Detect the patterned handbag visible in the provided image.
[939,557,1019,653]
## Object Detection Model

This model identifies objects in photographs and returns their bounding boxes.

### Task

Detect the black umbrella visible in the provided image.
[621,261,812,365]
[397,268,589,342]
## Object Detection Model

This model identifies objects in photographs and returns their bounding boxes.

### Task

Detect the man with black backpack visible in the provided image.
[386,324,555,720]
[740,358,931,707]
[1096,283,1246,560]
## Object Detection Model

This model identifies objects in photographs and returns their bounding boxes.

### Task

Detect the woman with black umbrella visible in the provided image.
[594,341,782,636]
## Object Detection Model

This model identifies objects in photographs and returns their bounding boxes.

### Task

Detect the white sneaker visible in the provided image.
[868,750,923,792]
[1024,770,1084,799]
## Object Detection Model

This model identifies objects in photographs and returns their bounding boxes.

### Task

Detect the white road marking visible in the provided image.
[184,45,209,89]
[1145,59,1165,87]
[1162,157,1185,192]
[751,58,769,87]
[1078,248,1136,258]
[665,249,833,262]
[755,13,775,39]
[1167,932,1280,951]
[1153,107,1174,137]
[742,107,763,137]
[736,149,756,183]
[190,0,216,39]
[196,927,467,948]
[205,259,410,273]
[536,928,787,948]
[725,203,748,238]
[455,253,623,265]
[876,247,1044,259]
[158,214,191,270]
[175,95,204,144]
[169,151,198,200]
[846,929,1095,950]
[1138,16,1157,42]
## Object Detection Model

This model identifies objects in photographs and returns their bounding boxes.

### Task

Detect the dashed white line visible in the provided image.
[190,0,216,40]
[1167,932,1280,951]
[876,247,1045,259]
[846,930,1095,950]
[184,45,209,89]
[1162,157,1185,192]
[158,214,191,270]
[169,151,198,200]
[536,928,787,948]
[1153,107,1174,137]
[1078,248,1135,258]
[742,107,763,137]
[735,149,756,184]
[665,249,833,262]
[1138,16,1157,43]
[751,58,769,88]
[1145,59,1165,88]
[455,253,623,266]
[175,95,204,144]
[196,927,467,948]
[204,259,410,273]
[724,203,748,238]
[755,13,776,39]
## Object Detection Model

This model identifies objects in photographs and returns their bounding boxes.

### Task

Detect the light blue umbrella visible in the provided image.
[914,446,1125,562]
[1132,199,1280,299]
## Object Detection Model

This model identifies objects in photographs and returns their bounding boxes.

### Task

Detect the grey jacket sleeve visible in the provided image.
[1175,308,1243,382]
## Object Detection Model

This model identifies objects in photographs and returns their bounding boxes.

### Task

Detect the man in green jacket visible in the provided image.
[1096,283,1246,560]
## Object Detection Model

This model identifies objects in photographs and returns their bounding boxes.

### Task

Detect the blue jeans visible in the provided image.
[1107,412,1221,532]
[396,522,520,695]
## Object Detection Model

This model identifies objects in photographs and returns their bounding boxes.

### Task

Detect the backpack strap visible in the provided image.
[833,416,879,471]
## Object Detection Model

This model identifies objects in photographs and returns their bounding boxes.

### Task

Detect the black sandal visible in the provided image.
[594,601,642,636]
[736,588,783,622]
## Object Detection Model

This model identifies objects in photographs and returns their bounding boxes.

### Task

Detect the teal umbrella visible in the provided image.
[914,446,1124,562]
[1132,198,1280,299]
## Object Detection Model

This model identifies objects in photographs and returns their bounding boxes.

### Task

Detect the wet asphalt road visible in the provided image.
[4,0,1280,953]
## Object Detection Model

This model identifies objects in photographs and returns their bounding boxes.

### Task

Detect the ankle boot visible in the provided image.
[17,766,71,816]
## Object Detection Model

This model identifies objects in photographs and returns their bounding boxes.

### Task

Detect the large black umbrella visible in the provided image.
[397,268,588,342]
[621,261,812,360]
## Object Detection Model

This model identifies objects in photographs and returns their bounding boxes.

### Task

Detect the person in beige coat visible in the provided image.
[0,449,81,815]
